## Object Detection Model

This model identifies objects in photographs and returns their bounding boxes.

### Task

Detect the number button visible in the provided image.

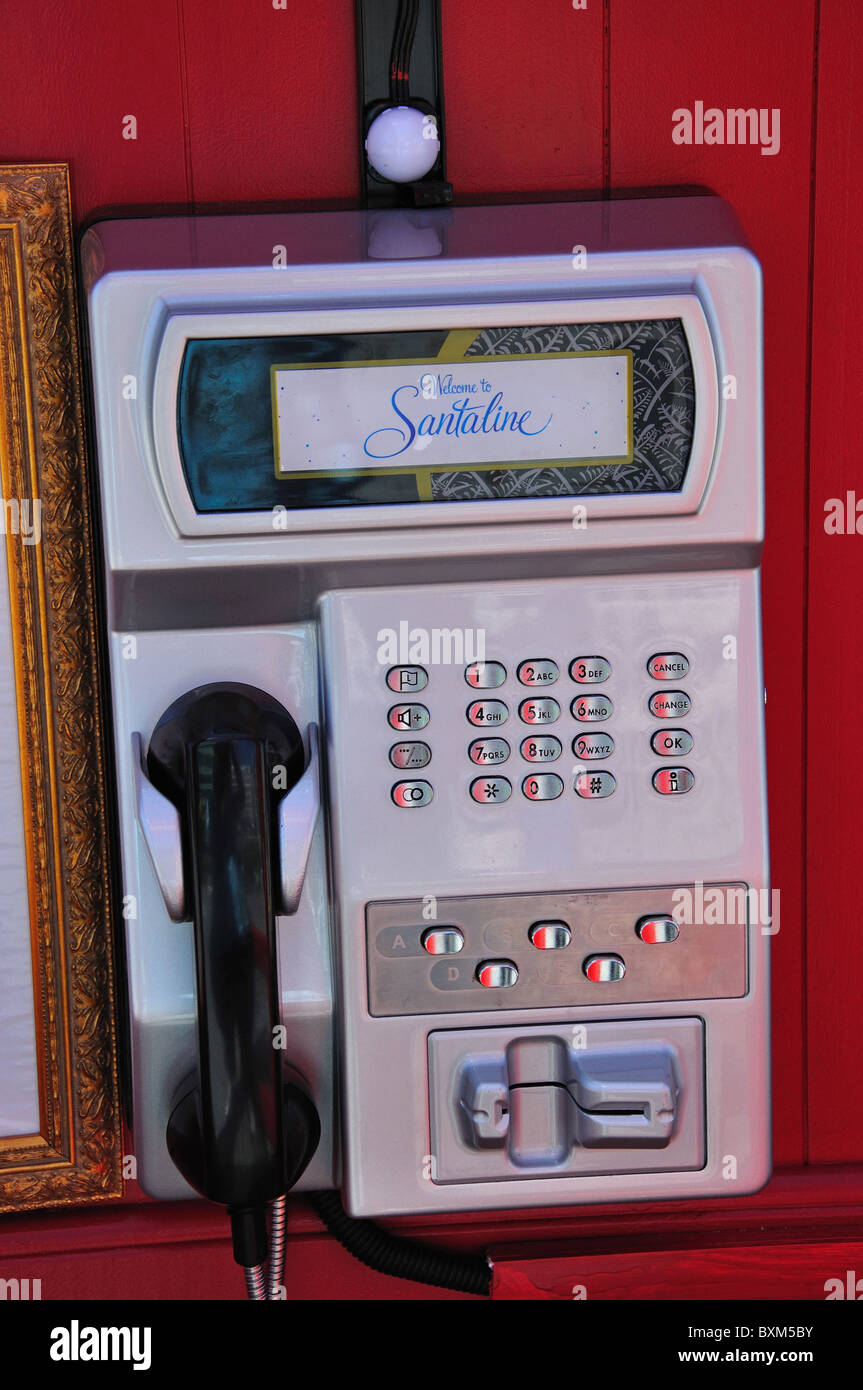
[391,780,434,808]
[572,732,615,760]
[571,695,613,722]
[569,657,611,684]
[520,735,562,762]
[389,741,431,769]
[467,700,509,726]
[386,665,428,693]
[468,738,510,765]
[519,697,560,725]
[465,662,507,688]
[388,703,430,731]
[517,659,559,686]
[469,777,512,803]
[522,774,564,801]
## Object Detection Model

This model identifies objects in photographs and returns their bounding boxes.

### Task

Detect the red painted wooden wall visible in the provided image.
[1,0,861,1299]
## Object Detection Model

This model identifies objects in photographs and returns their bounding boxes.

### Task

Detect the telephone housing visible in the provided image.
[83,196,770,1217]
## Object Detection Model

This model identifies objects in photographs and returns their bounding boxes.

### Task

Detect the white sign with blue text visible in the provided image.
[273,352,631,477]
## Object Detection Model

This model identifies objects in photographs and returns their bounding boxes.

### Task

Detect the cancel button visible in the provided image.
[648,652,690,679]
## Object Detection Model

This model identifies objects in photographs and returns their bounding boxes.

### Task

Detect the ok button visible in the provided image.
[651,728,693,756]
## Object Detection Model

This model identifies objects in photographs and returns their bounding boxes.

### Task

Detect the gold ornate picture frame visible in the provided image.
[0,164,123,1209]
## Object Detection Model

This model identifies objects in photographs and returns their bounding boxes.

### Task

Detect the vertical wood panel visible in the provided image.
[442,0,605,194]
[806,0,863,1161]
[608,0,816,1164]
[180,0,357,205]
[1,1,188,221]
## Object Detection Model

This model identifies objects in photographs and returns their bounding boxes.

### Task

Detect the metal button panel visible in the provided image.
[386,665,428,693]
[572,694,613,721]
[569,657,611,684]
[391,780,433,808]
[637,916,680,944]
[653,767,695,795]
[470,776,512,803]
[422,927,465,955]
[573,731,615,760]
[465,661,507,688]
[648,652,690,680]
[388,703,429,731]
[584,954,626,983]
[468,737,510,765]
[519,697,560,725]
[467,699,508,726]
[520,735,562,762]
[477,960,519,988]
[648,690,691,719]
[528,921,571,950]
[651,728,693,757]
[517,659,559,686]
[366,884,748,1016]
[389,741,432,769]
[522,773,564,801]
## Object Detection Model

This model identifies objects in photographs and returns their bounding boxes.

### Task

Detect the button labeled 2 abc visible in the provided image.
[391,780,434,807]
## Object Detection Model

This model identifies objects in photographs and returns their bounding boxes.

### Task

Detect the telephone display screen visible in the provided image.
[177,319,695,513]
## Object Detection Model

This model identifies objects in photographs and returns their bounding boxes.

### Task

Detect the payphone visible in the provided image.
[82,195,769,1280]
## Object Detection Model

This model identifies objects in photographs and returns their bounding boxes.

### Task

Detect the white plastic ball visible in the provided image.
[365,105,440,184]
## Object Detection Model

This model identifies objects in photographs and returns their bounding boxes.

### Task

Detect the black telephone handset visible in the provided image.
[146,683,320,1287]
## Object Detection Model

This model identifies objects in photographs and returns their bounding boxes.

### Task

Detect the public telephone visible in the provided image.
[82,196,769,1276]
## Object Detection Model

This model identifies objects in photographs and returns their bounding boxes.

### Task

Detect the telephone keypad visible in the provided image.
[389,741,431,769]
[467,699,508,726]
[388,703,430,730]
[470,776,512,803]
[520,735,562,762]
[468,737,510,765]
[465,661,507,688]
[519,697,560,725]
[569,656,611,684]
[572,694,613,722]
[522,773,564,801]
[517,659,559,685]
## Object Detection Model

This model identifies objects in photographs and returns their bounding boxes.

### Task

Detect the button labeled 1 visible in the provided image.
[466,662,507,688]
